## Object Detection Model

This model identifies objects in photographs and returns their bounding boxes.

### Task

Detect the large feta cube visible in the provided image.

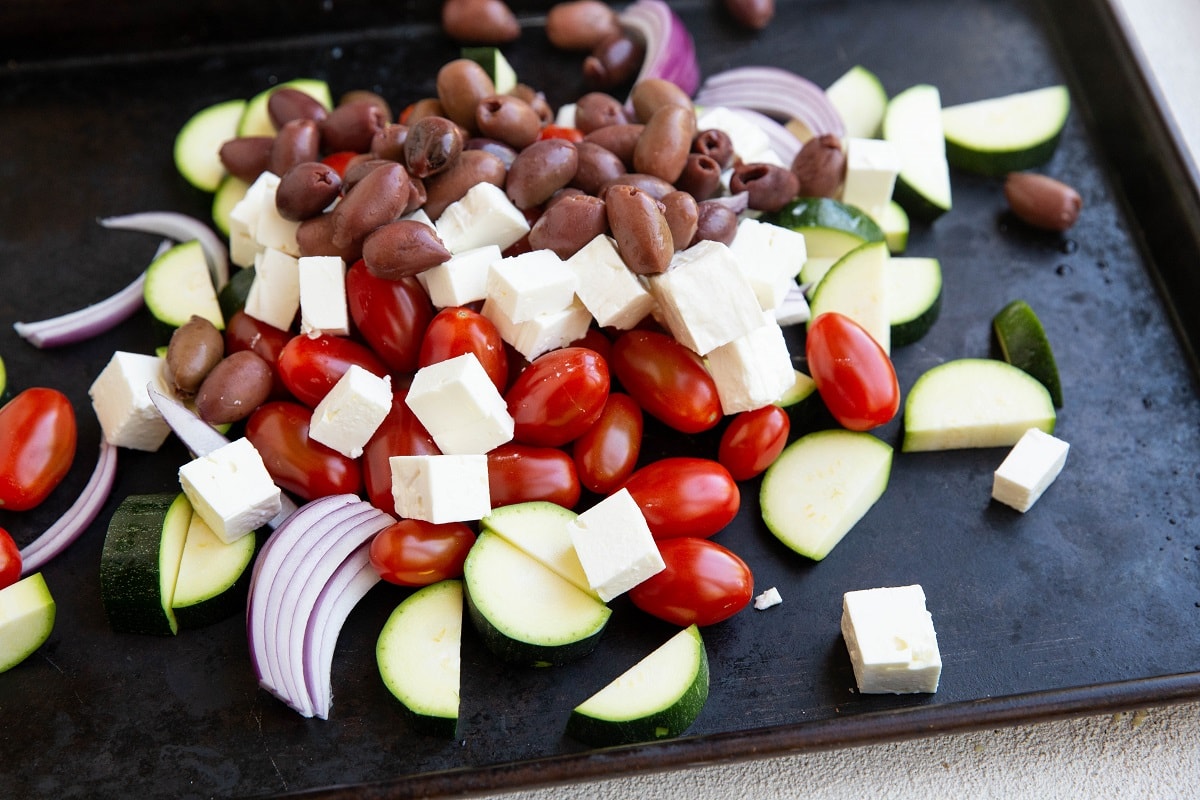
[417,244,501,307]
[178,437,282,544]
[435,182,530,254]
[992,428,1070,512]
[390,454,491,523]
[841,584,941,694]
[244,247,300,331]
[705,316,796,414]
[89,351,172,452]
[298,256,349,336]
[567,488,665,602]
[253,175,301,257]
[728,217,808,311]
[228,171,277,268]
[481,295,593,361]
[564,234,655,330]
[308,364,392,458]
[840,138,901,222]
[487,249,577,324]
[405,352,514,455]
[646,240,764,356]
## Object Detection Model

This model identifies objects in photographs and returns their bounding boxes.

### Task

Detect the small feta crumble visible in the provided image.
[435,181,530,254]
[754,587,783,610]
[564,234,655,330]
[705,315,796,414]
[645,239,765,356]
[567,488,665,602]
[244,247,300,332]
[298,256,349,336]
[89,351,172,452]
[417,244,501,308]
[840,137,902,223]
[487,249,578,324]
[841,584,941,694]
[728,217,808,312]
[481,295,593,361]
[178,437,282,544]
[308,364,392,459]
[390,454,491,523]
[992,427,1070,513]
[405,352,514,455]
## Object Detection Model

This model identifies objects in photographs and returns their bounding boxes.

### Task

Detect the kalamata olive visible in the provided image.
[195,351,274,425]
[573,92,629,134]
[319,99,388,153]
[339,89,393,123]
[404,116,464,178]
[276,161,343,221]
[729,162,800,212]
[661,190,699,252]
[370,123,409,161]
[268,87,329,129]
[268,118,321,178]
[297,213,365,263]
[404,176,427,215]
[506,138,579,209]
[464,137,518,169]
[330,162,412,249]
[165,315,225,396]
[601,172,675,200]
[790,133,846,197]
[584,123,644,168]
[436,58,495,132]
[475,95,542,150]
[583,34,645,90]
[675,153,723,200]
[528,193,608,258]
[630,78,693,123]
[690,200,740,246]
[606,184,673,274]
[692,129,735,169]
[509,84,555,126]
[571,141,627,195]
[441,0,520,45]
[546,0,620,51]
[1004,172,1083,232]
[343,156,399,192]
[422,149,508,219]
[633,104,695,183]
[404,97,445,124]
[219,136,273,182]
[724,0,775,29]
[362,219,453,279]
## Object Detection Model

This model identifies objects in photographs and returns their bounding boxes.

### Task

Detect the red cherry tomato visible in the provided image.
[717,405,791,481]
[245,401,362,500]
[538,124,584,143]
[487,442,581,509]
[224,310,292,399]
[620,457,739,539]
[322,150,358,178]
[0,527,21,589]
[345,259,434,375]
[0,388,77,511]
[369,519,475,586]
[361,391,440,516]
[277,332,390,408]
[418,307,509,394]
[572,392,643,495]
[628,537,753,627]
[505,347,610,447]
[570,326,613,364]
[805,312,900,432]
[610,330,721,434]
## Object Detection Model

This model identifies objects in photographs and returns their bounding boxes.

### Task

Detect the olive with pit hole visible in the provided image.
[675,153,722,200]
[730,162,799,212]
[165,315,225,396]
[195,351,275,425]
[276,161,343,221]
[606,184,673,275]
[692,129,734,169]
[475,95,542,150]
[330,161,412,249]
[528,193,609,259]
[362,219,453,280]
[507,138,579,209]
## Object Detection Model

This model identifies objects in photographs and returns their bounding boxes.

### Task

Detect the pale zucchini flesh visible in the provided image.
[173,98,246,193]
[887,256,942,347]
[479,501,594,597]
[171,511,257,629]
[883,84,952,221]
[942,85,1070,175]
[144,240,224,330]
[826,65,888,139]
[808,240,891,353]
[0,573,57,673]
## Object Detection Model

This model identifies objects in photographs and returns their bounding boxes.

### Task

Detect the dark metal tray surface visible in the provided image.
[0,1,1197,798]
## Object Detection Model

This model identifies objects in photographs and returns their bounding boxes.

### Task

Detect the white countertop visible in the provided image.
[482,2,1200,797]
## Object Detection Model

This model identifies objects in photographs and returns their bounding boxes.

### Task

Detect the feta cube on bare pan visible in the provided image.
[178,437,282,544]
[728,217,807,311]
[417,244,501,307]
[298,256,349,336]
[487,249,577,324]
[841,584,941,694]
[564,235,655,329]
[435,182,530,254]
[405,352,514,454]
[754,587,783,610]
[244,247,300,331]
[706,316,796,414]
[567,488,664,602]
[308,364,392,458]
[992,427,1070,512]
[89,351,172,451]
[482,295,593,361]
[390,454,491,523]
[646,240,764,356]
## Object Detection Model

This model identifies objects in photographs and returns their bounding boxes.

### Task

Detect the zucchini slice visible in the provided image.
[174,98,245,193]
[942,85,1070,176]
[212,174,250,237]
[902,358,1056,452]
[767,196,886,260]
[567,624,709,747]
[100,493,192,635]
[377,579,463,738]
[237,78,333,137]
[825,65,888,139]
[880,199,909,254]
[888,256,942,347]
[144,240,225,331]
[464,531,610,667]
[171,512,257,630]
[883,84,952,221]
[0,573,56,673]
[760,430,893,561]
[808,240,891,353]
[992,299,1063,408]
[479,501,595,596]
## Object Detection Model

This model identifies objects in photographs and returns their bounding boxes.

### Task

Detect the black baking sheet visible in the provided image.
[1,1,1198,798]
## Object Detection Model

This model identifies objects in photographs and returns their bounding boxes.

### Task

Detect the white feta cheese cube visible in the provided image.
[390,454,491,523]
[228,171,276,268]
[435,182,530,254]
[178,437,282,544]
[705,316,796,414]
[308,364,392,459]
[646,240,765,356]
[728,217,808,311]
[487,249,577,324]
[555,102,577,129]
[89,351,172,452]
[481,295,593,361]
[254,174,301,257]
[244,247,300,331]
[992,428,1070,512]
[840,138,901,222]
[567,488,665,602]
[405,352,514,455]
[298,256,349,336]
[754,587,783,610]
[841,584,941,694]
[402,207,435,230]
[564,235,655,330]
[417,244,502,308]
[695,106,775,165]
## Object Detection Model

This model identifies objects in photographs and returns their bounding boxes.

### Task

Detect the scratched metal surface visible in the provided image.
[0,1,1197,798]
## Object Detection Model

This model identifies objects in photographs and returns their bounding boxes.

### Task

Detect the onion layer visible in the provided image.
[99,211,230,289]
[696,66,845,140]
[619,0,700,97]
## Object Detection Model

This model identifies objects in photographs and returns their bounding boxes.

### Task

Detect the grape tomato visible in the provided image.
[345,259,434,376]
[628,537,753,627]
[805,312,900,432]
[245,401,362,500]
[610,329,722,434]
[505,346,610,447]
[486,442,581,509]
[718,405,790,481]
[418,306,509,394]
[0,527,20,589]
[361,391,440,516]
[572,392,643,495]
[0,388,77,512]
[277,331,390,408]
[620,457,740,539]
[369,519,475,587]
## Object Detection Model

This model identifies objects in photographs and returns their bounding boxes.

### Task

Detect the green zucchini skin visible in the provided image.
[100,493,184,636]
[463,581,607,668]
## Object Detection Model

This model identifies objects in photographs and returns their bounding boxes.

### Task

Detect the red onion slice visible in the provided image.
[696,66,845,139]
[619,0,701,97]
[18,439,118,574]
[723,107,803,165]
[99,211,230,289]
